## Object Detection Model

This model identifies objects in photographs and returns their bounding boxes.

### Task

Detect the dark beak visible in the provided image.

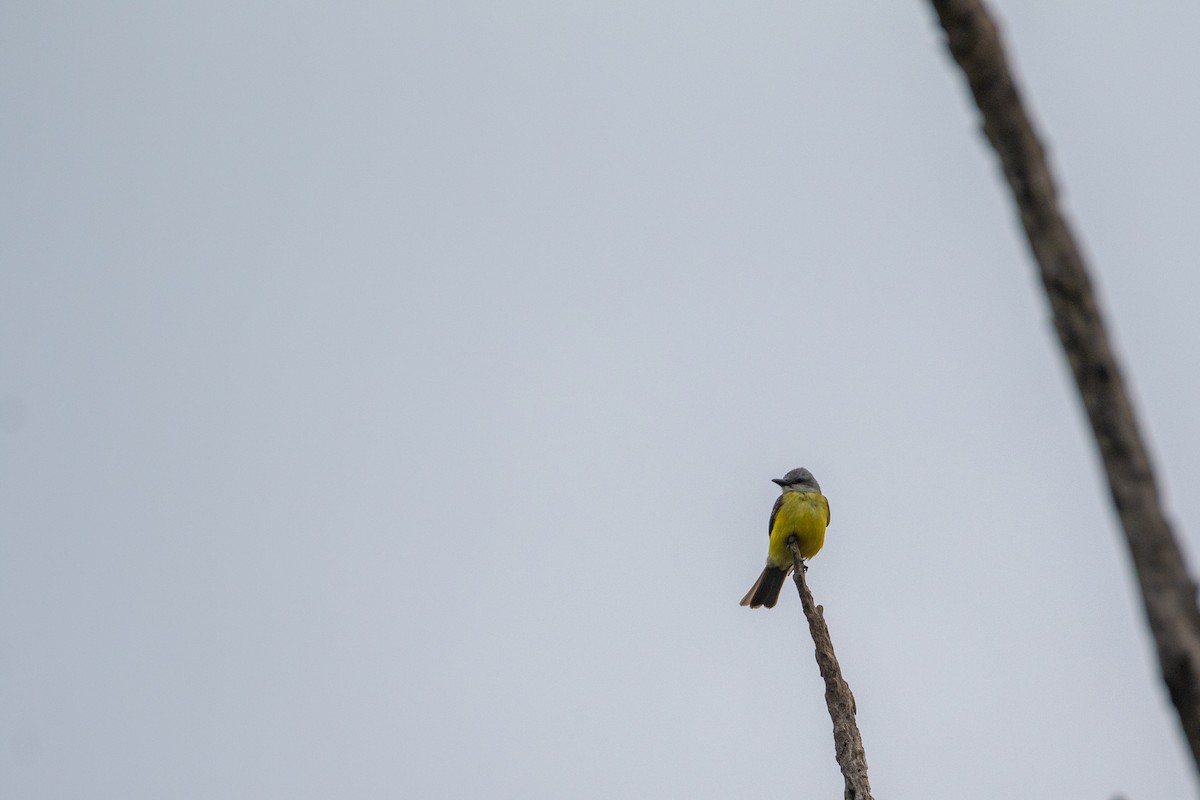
[771,478,787,487]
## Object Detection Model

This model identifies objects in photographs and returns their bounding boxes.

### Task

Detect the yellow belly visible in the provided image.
[768,491,828,567]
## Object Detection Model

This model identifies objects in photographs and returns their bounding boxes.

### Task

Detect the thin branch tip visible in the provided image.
[788,542,873,799]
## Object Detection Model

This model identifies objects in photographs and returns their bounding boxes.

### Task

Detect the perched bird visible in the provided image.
[740,467,830,609]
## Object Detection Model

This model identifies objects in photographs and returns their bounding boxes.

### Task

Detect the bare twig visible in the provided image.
[929,0,1200,772]
[789,539,873,800]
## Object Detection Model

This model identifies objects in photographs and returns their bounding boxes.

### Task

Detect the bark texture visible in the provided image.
[930,0,1200,771]
[789,541,873,800]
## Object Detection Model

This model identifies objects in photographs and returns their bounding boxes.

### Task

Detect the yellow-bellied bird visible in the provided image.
[740,467,830,609]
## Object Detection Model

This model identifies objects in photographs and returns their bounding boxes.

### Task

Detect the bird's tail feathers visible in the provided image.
[739,565,788,609]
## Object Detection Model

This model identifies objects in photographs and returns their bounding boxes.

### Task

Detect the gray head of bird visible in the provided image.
[771,467,821,493]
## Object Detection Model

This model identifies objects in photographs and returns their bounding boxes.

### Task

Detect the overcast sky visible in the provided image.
[3,1,1199,798]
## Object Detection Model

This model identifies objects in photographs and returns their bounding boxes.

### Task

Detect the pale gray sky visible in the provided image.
[2,2,1199,798]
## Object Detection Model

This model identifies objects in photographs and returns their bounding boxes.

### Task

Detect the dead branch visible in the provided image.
[789,539,873,800]
[929,0,1200,772]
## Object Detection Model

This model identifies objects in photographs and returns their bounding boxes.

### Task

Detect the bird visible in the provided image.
[740,467,830,609]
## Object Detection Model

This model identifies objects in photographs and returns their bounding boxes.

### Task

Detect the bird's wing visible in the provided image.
[820,493,831,526]
[768,494,785,537]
